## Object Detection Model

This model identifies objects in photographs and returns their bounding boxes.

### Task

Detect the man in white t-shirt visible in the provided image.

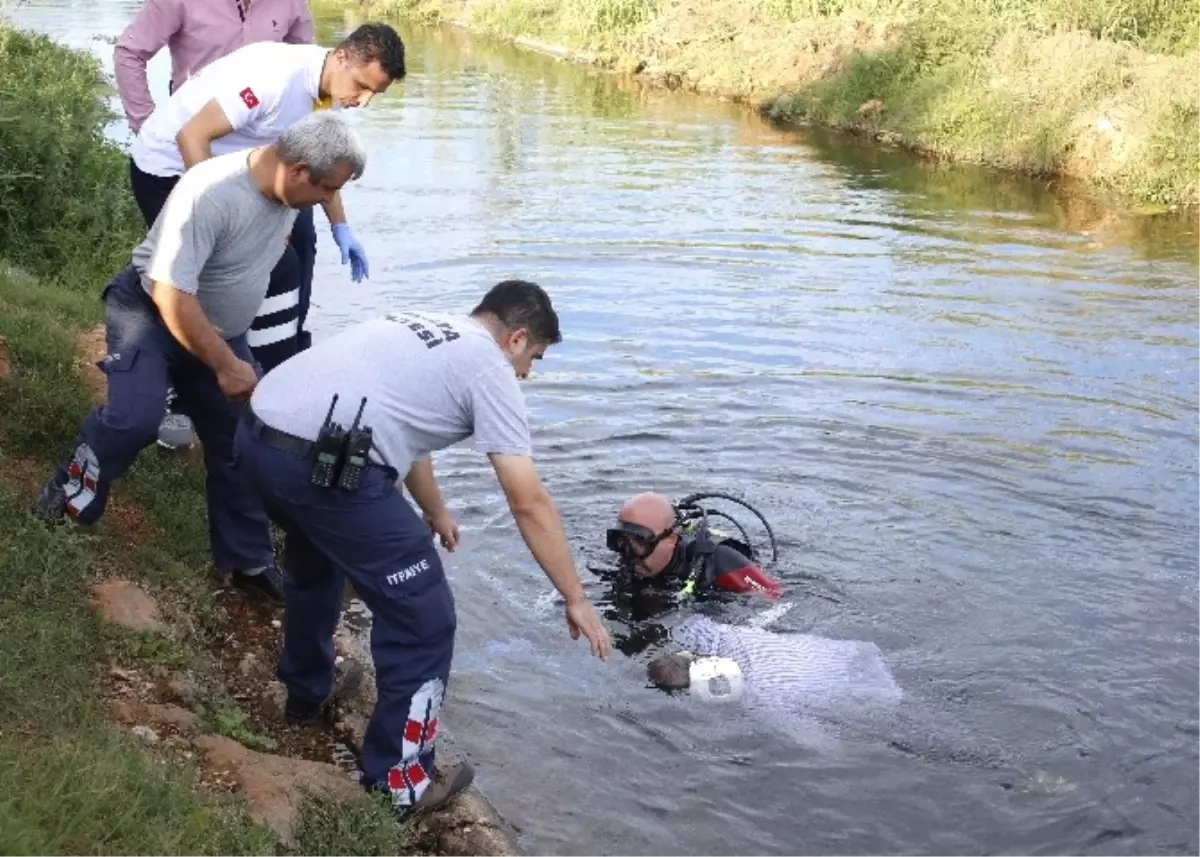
[128,23,404,371]
[114,0,316,137]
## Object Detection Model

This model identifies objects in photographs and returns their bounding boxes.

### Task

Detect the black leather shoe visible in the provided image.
[31,477,66,526]
[231,565,286,605]
[285,661,366,726]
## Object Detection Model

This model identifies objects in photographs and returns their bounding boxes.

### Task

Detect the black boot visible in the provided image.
[285,661,366,726]
[231,565,287,606]
[31,476,66,526]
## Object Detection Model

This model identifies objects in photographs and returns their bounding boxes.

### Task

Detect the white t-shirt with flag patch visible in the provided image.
[130,41,329,178]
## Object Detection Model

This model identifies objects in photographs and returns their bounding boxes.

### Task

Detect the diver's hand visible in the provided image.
[424,511,460,552]
[565,597,611,660]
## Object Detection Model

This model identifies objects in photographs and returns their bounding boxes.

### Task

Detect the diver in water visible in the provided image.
[605,491,784,599]
[595,491,784,658]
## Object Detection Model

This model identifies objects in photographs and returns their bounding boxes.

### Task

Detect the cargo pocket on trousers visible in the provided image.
[95,345,139,376]
[93,345,164,440]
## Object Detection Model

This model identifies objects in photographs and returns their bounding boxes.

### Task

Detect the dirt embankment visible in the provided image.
[348,0,1199,207]
[90,572,521,855]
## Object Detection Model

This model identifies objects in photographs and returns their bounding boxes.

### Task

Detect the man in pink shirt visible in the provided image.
[115,0,315,136]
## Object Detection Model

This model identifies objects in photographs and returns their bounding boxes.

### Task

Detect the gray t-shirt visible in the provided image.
[130,151,296,339]
[249,311,533,478]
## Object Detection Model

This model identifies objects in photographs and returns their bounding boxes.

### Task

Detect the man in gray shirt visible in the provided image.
[234,280,613,816]
[33,112,366,607]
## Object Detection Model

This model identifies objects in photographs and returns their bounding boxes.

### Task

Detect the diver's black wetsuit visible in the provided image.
[656,531,784,597]
[597,532,782,657]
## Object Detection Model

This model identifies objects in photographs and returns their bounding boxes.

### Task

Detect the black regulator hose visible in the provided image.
[672,491,779,566]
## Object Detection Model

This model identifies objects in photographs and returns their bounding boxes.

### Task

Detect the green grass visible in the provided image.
[765,9,1199,204]
[0,473,276,854]
[293,788,410,856]
[0,28,144,287]
[466,0,658,44]
[352,0,1200,205]
[197,703,281,753]
[360,0,1199,54]
[0,732,280,855]
[0,24,409,855]
[755,0,1199,53]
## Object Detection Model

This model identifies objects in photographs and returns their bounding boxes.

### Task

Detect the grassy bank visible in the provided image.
[0,25,404,855]
[350,0,1199,206]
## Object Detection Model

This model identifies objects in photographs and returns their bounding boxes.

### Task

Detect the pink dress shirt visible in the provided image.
[114,0,315,133]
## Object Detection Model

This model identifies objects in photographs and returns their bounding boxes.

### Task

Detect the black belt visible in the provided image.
[242,407,315,458]
[242,406,394,479]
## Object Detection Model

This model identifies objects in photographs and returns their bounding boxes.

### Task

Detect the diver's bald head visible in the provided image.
[618,492,676,531]
[613,492,680,578]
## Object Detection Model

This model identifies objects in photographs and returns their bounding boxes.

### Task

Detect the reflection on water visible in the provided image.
[7,1,1199,855]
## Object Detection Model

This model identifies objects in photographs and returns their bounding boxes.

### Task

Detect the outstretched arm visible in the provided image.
[490,453,612,659]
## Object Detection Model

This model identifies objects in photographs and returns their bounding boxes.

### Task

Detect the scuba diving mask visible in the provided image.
[606,491,780,572]
[606,520,676,563]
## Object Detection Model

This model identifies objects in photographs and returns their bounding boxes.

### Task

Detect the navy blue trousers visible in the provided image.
[233,418,457,807]
[50,266,273,571]
[128,158,316,372]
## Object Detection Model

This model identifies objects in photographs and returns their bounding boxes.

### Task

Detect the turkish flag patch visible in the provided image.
[238,87,259,109]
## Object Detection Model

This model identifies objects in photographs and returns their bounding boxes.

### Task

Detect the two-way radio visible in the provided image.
[337,397,373,491]
[308,394,377,490]
[309,394,347,488]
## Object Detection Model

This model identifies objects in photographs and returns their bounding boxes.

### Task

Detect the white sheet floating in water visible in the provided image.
[674,615,902,713]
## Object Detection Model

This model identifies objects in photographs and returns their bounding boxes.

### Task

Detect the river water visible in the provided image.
[6,1,1199,854]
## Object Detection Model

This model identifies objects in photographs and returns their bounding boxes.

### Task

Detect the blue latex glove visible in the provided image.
[331,222,369,282]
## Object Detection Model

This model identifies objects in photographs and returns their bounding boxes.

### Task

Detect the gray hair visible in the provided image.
[274,111,367,183]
